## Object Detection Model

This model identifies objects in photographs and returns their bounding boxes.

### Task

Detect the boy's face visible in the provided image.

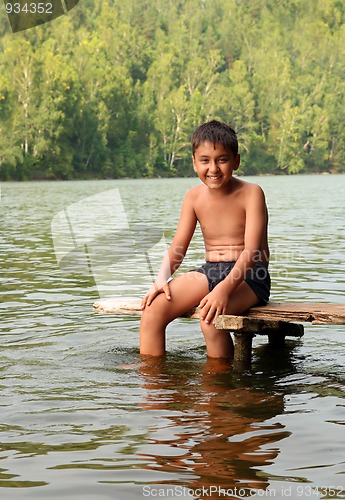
[192,141,240,190]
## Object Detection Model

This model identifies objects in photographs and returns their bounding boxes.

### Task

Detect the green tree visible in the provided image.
[1,38,40,179]
[0,74,23,177]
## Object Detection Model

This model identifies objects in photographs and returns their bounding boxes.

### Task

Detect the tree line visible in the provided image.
[0,0,344,180]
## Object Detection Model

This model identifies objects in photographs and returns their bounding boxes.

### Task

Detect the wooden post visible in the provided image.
[267,332,286,347]
[233,333,255,370]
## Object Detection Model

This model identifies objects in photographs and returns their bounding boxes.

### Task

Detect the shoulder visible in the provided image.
[235,178,266,199]
[178,185,203,217]
[234,177,263,192]
[234,179,267,214]
[184,184,204,204]
[187,184,204,196]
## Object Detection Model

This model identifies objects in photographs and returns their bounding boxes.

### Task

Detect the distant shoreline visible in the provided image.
[1,171,344,183]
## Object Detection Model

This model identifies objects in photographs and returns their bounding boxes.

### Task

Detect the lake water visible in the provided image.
[1,175,344,499]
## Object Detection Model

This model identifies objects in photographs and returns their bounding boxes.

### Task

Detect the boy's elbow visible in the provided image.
[244,246,269,265]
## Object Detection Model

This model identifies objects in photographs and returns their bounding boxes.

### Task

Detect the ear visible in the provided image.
[192,154,197,172]
[233,154,240,171]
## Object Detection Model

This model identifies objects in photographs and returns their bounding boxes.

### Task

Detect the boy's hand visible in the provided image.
[141,281,171,309]
[198,287,228,325]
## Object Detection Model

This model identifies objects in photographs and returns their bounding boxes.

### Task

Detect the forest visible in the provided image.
[0,0,344,180]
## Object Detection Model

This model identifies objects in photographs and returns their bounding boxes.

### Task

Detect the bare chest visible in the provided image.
[194,196,245,240]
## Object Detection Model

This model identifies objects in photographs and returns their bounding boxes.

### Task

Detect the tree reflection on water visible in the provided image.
[137,353,292,495]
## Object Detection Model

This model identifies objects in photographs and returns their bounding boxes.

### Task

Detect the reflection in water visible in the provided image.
[137,355,291,494]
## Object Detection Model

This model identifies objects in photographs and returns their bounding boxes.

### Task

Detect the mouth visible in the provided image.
[207,175,222,180]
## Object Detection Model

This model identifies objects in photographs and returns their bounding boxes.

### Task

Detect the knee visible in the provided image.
[199,320,219,342]
[140,299,169,329]
[141,304,158,329]
[199,320,233,358]
[200,319,232,343]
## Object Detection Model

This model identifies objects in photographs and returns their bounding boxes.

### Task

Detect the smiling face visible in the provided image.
[192,141,240,191]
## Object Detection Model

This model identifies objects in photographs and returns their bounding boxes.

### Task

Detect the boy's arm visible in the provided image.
[141,190,197,308]
[228,184,268,284]
[199,184,268,324]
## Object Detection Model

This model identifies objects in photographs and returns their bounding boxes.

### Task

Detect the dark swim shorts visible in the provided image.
[194,261,271,305]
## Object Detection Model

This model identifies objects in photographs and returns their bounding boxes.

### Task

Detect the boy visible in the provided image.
[140,120,270,358]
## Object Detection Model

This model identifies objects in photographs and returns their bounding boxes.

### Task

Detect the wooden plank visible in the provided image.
[93,297,201,318]
[245,302,345,325]
[93,298,345,325]
[93,298,142,316]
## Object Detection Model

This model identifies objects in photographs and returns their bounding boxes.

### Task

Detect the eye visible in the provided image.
[218,157,229,163]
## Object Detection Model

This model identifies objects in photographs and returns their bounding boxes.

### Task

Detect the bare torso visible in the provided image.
[191,178,269,264]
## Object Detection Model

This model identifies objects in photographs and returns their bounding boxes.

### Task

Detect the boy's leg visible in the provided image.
[200,281,260,359]
[199,321,234,359]
[140,272,209,356]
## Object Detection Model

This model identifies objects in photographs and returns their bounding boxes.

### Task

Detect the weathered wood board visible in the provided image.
[245,302,345,325]
[93,298,345,326]
[93,297,143,316]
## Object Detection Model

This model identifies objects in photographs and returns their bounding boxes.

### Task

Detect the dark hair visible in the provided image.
[192,120,238,156]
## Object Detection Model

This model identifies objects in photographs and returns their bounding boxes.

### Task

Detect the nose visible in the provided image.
[208,161,219,172]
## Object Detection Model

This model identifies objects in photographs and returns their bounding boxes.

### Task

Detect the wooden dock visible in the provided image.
[93,298,345,368]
